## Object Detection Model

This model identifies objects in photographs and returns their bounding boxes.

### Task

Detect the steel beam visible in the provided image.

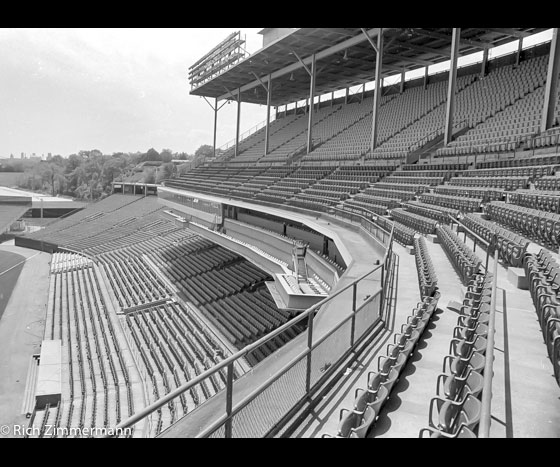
[444,28,460,146]
[307,54,316,154]
[481,48,489,77]
[541,28,560,132]
[217,28,384,101]
[371,29,384,154]
[235,88,241,158]
[515,38,524,66]
[265,75,271,155]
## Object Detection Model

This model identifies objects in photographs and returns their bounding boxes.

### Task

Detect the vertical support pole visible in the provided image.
[380,264,386,322]
[423,66,429,89]
[264,75,271,156]
[444,28,461,146]
[361,83,365,103]
[307,53,316,154]
[275,106,278,119]
[213,97,218,159]
[224,362,234,438]
[235,88,241,158]
[481,48,489,78]
[345,87,349,104]
[371,28,384,155]
[305,311,314,393]
[304,98,307,115]
[541,28,560,133]
[350,283,357,346]
[331,91,334,107]
[515,38,524,66]
[294,100,298,115]
[400,69,405,94]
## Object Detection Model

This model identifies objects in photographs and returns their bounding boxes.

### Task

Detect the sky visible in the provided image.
[0,28,268,158]
[0,28,553,159]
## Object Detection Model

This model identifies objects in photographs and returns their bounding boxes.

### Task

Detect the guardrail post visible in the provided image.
[305,311,314,393]
[350,283,357,346]
[380,264,386,322]
[224,362,234,438]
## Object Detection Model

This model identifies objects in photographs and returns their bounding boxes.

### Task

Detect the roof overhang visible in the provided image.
[189,27,548,107]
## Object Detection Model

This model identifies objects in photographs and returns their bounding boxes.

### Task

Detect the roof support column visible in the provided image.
[307,53,317,154]
[444,27,461,146]
[265,75,271,155]
[371,29,384,154]
[400,70,405,94]
[515,38,524,66]
[202,96,227,159]
[541,28,560,132]
[212,98,219,158]
[345,87,349,104]
[481,48,489,77]
[423,66,429,89]
[235,88,241,158]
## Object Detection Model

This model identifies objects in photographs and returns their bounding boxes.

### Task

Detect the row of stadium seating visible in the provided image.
[509,190,560,213]
[461,164,559,179]
[419,272,492,437]
[485,201,560,250]
[390,208,438,235]
[322,292,441,437]
[460,213,530,267]
[414,236,438,299]
[448,176,530,190]
[43,256,134,437]
[523,250,560,387]
[437,225,482,285]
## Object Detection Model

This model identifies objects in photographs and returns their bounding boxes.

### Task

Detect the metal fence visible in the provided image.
[107,214,396,438]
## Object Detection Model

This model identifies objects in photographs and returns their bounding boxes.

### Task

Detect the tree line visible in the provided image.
[0,145,217,201]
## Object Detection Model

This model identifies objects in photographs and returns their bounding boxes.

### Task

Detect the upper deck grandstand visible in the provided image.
[2,27,560,438]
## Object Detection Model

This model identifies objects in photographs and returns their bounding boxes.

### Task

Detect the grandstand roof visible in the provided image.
[190,28,548,107]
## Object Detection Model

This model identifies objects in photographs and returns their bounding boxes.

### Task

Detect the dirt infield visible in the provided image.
[0,251,26,321]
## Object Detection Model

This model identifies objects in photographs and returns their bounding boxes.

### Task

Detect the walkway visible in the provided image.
[0,245,51,437]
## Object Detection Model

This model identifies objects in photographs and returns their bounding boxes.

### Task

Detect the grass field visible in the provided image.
[0,250,26,321]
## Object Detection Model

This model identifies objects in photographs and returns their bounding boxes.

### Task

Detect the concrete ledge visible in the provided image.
[507,267,529,290]
[426,234,440,244]
[406,245,415,255]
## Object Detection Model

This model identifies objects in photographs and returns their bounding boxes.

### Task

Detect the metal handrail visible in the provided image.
[450,214,499,438]
[478,235,499,438]
[106,212,394,437]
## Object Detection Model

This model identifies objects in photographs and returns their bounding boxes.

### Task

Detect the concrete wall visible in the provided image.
[224,219,293,266]
[237,212,284,235]
[286,225,323,252]
[224,219,339,290]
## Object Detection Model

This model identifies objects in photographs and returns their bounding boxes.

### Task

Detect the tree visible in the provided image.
[143,168,156,184]
[143,148,161,162]
[156,162,175,183]
[160,148,174,163]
